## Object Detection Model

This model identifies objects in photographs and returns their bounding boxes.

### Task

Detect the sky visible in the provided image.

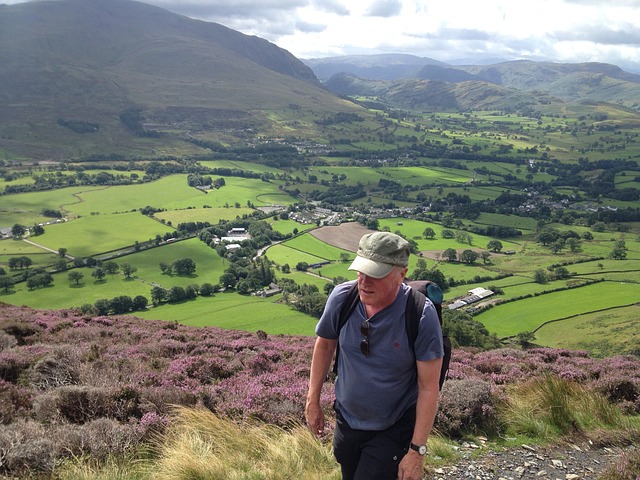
[5,0,640,71]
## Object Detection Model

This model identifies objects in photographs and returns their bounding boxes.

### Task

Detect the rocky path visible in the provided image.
[430,440,637,479]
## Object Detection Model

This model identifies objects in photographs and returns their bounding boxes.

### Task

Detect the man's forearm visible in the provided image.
[411,358,442,446]
[306,337,337,435]
[307,337,336,402]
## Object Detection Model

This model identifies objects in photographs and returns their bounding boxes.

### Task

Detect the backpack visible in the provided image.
[333,279,451,390]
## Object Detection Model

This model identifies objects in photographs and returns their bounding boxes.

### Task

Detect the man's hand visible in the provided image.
[305,400,325,436]
[397,450,424,480]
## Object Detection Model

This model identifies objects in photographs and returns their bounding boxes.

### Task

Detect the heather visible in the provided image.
[0,303,639,478]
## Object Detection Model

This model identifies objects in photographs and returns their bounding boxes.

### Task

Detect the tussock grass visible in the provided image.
[56,455,152,480]
[149,407,340,480]
[598,448,640,480]
[499,374,627,438]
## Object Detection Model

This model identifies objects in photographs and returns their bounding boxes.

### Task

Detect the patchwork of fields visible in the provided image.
[1,121,639,357]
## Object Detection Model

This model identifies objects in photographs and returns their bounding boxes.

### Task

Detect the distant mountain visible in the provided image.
[415,65,480,83]
[312,55,640,112]
[457,60,640,104]
[303,54,447,81]
[0,0,354,159]
[325,73,556,111]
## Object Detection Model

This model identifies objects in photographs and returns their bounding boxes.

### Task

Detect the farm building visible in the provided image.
[256,283,282,298]
[448,287,494,310]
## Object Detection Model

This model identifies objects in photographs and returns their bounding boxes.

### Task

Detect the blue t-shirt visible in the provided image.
[316,281,444,431]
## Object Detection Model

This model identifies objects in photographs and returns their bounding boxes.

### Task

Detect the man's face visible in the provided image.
[357,266,407,311]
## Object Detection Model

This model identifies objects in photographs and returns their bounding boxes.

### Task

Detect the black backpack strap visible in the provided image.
[406,284,450,390]
[332,281,360,375]
[405,287,426,357]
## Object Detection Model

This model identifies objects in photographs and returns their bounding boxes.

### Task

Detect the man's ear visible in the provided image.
[399,267,408,280]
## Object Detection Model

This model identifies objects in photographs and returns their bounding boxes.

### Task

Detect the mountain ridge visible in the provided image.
[310,55,640,111]
[0,0,354,159]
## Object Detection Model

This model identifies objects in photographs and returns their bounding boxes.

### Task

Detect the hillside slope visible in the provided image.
[0,0,356,159]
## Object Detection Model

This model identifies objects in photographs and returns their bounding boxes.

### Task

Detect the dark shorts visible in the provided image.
[332,404,415,480]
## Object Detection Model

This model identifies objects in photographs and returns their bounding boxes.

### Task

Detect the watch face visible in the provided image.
[411,443,427,455]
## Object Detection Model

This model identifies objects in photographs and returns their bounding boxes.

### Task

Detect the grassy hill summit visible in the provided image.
[0,0,357,159]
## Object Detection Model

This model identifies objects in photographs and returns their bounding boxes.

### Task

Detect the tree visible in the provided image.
[533,269,548,284]
[455,231,473,245]
[58,247,68,258]
[173,258,196,276]
[185,284,199,299]
[549,239,565,254]
[441,229,455,239]
[200,283,216,296]
[132,295,148,310]
[460,250,479,265]
[582,231,594,242]
[553,266,570,279]
[413,268,448,290]
[516,331,536,348]
[236,279,252,295]
[0,275,15,292]
[566,238,582,252]
[110,296,133,314]
[536,228,559,246]
[68,271,84,285]
[443,248,458,262]
[159,262,173,275]
[422,227,436,239]
[32,224,45,236]
[91,268,106,282]
[219,272,237,289]
[104,261,119,274]
[26,273,53,290]
[610,247,627,260]
[11,224,26,238]
[151,286,168,305]
[94,299,110,315]
[487,240,503,253]
[168,286,187,303]
[9,256,32,270]
[121,263,137,278]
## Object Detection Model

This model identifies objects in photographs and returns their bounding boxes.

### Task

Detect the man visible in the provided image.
[306,231,444,480]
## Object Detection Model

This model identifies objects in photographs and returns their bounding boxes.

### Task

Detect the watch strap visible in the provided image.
[409,442,427,455]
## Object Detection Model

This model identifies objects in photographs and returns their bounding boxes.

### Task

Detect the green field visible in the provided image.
[475,281,640,337]
[0,238,225,309]
[135,292,318,336]
[30,213,174,258]
[1,104,640,355]
[535,305,640,356]
[155,207,255,226]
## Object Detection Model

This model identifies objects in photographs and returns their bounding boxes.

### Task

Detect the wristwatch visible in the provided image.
[409,442,427,455]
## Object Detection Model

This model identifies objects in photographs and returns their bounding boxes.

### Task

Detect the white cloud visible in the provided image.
[365,0,403,17]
